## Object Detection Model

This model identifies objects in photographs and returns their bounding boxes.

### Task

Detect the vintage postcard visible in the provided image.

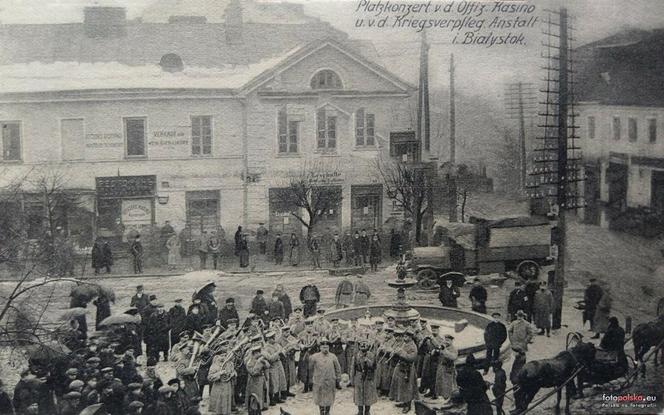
[0,0,661,414]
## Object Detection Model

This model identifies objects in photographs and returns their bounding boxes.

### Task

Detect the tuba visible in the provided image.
[188,331,207,368]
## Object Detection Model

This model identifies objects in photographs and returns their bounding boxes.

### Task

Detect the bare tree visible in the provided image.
[375,156,434,244]
[272,160,344,240]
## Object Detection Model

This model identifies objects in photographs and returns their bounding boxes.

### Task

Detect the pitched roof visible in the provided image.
[575,29,664,107]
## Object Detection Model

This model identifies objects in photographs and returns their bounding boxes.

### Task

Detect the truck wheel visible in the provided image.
[517,260,540,280]
[416,269,438,290]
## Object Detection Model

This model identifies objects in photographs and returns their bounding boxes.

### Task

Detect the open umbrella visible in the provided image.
[192,282,216,301]
[79,403,104,415]
[57,307,88,322]
[98,314,140,328]
[438,272,467,288]
[25,340,70,361]
[124,308,140,316]
[70,284,98,302]
[95,284,116,303]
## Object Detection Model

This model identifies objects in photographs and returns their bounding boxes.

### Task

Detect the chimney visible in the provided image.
[84,7,127,38]
[224,0,243,44]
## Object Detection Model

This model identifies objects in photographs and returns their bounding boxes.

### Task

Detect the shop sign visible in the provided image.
[148,128,189,147]
[121,199,152,225]
[85,133,123,149]
[96,175,156,198]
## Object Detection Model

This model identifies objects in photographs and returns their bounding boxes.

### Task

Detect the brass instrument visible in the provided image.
[188,331,207,368]
[205,326,223,348]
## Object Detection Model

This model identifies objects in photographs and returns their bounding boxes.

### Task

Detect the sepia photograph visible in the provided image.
[0,0,662,414]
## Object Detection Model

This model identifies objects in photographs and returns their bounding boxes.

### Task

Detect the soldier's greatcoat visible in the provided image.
[389,338,418,402]
[350,351,378,406]
[309,351,341,407]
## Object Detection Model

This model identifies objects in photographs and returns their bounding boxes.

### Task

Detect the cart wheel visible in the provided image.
[416,269,439,290]
[517,260,540,280]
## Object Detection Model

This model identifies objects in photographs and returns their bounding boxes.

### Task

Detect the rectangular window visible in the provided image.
[317,109,336,150]
[61,118,85,161]
[628,117,637,142]
[1,122,21,161]
[648,118,657,143]
[612,116,621,141]
[191,116,212,155]
[124,117,146,157]
[277,107,298,154]
[587,116,595,139]
[355,109,376,146]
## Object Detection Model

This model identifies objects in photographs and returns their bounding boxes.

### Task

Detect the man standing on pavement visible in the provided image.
[483,312,507,374]
[330,233,343,268]
[353,275,371,306]
[300,279,320,318]
[507,281,530,321]
[342,230,353,266]
[272,284,292,319]
[533,282,554,337]
[167,298,187,347]
[256,222,268,255]
[310,234,322,269]
[309,338,341,415]
[389,329,418,414]
[351,341,377,415]
[434,334,458,402]
[335,276,355,308]
[130,234,143,274]
[130,285,149,315]
[274,233,284,265]
[207,231,221,270]
[360,229,370,265]
[469,278,487,314]
[197,231,208,270]
[439,278,460,308]
[584,278,604,336]
[352,231,363,267]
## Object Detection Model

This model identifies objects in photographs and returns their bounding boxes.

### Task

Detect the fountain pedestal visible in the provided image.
[383,277,420,324]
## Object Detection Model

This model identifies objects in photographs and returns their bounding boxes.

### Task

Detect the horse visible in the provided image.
[632,314,664,378]
[512,341,596,415]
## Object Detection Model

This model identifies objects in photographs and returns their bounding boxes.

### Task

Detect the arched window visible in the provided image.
[310,69,343,90]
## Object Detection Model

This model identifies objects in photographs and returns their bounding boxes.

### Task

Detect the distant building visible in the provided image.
[576,29,664,233]
[0,2,417,245]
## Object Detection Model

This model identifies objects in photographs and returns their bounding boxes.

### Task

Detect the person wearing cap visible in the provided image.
[434,334,458,401]
[178,367,200,408]
[185,302,205,336]
[59,391,82,415]
[279,326,299,398]
[218,298,240,330]
[127,400,144,415]
[309,338,341,415]
[130,234,144,274]
[341,230,353,266]
[389,328,418,413]
[274,232,285,265]
[309,234,322,270]
[330,232,343,268]
[533,281,554,337]
[208,341,235,415]
[583,278,603,333]
[328,319,347,374]
[456,354,492,415]
[256,222,269,255]
[208,231,222,270]
[11,371,34,414]
[507,281,529,321]
[238,232,250,268]
[153,386,174,414]
[263,331,288,404]
[166,378,188,414]
[130,285,150,315]
[469,278,488,314]
[508,310,535,354]
[483,312,507,374]
[297,318,318,392]
[350,341,377,415]
[376,328,398,397]
[419,325,441,398]
[244,344,270,411]
[593,284,613,340]
[299,279,321,318]
[145,303,170,363]
[123,383,144,411]
[492,359,507,415]
[168,298,187,347]
[369,233,381,272]
[288,306,305,334]
[268,292,285,322]
[335,276,355,308]
[250,290,269,324]
[439,278,461,308]
[272,284,293,319]
[288,232,301,266]
[353,274,371,307]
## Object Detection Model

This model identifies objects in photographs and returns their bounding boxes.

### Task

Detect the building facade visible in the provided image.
[575,30,664,231]
[0,5,416,245]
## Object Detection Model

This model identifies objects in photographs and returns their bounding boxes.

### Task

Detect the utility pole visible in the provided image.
[417,30,430,158]
[504,82,536,192]
[529,8,582,330]
[449,53,456,164]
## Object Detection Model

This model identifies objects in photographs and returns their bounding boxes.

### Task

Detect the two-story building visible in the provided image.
[576,30,664,231]
[0,2,416,244]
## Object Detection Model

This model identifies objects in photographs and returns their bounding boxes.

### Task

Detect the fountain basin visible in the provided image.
[324,304,511,366]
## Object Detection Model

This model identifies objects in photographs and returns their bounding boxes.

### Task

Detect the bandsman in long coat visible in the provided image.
[278,326,299,396]
[328,319,347,374]
[343,319,361,385]
[435,334,458,401]
[297,320,318,392]
[351,341,378,415]
[167,299,187,347]
[208,341,236,415]
[309,338,342,415]
[375,328,397,396]
[263,331,287,405]
[389,329,418,413]
[245,345,270,411]
[419,325,441,397]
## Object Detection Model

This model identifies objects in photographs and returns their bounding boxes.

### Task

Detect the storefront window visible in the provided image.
[186,190,219,236]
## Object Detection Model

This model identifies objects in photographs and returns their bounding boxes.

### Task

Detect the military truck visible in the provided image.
[406,216,554,289]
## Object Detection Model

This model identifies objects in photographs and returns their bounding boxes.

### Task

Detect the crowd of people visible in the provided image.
[89,222,408,276]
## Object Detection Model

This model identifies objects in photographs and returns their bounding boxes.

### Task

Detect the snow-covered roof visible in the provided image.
[0,47,301,94]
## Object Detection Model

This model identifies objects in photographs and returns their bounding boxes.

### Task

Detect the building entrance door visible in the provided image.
[351,185,383,231]
[651,170,664,214]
